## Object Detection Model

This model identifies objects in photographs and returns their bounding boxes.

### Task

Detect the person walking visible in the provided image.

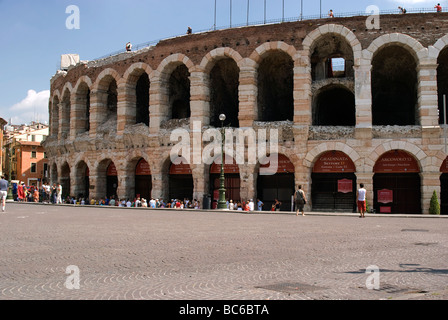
[294,185,307,216]
[0,176,9,212]
[357,183,367,218]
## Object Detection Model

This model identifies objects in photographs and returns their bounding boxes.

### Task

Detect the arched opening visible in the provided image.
[373,150,421,214]
[311,151,357,212]
[258,51,293,121]
[136,73,150,126]
[209,58,240,127]
[51,97,60,137]
[170,65,191,119]
[60,162,71,199]
[310,34,354,81]
[313,85,355,126]
[169,157,193,201]
[437,47,448,124]
[51,163,58,185]
[61,89,71,138]
[135,158,152,201]
[106,162,118,199]
[106,79,118,123]
[372,45,418,125]
[75,161,89,199]
[75,82,90,134]
[210,155,241,208]
[257,154,295,211]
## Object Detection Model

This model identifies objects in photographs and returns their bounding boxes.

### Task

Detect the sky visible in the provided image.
[0,0,444,125]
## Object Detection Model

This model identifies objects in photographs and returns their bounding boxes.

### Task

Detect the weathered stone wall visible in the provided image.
[45,13,448,214]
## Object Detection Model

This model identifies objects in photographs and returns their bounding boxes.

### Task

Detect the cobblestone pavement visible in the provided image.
[0,203,447,301]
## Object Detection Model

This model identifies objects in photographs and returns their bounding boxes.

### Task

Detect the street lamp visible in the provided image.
[218,114,227,209]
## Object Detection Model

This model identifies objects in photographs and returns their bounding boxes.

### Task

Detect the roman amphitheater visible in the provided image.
[44,12,448,214]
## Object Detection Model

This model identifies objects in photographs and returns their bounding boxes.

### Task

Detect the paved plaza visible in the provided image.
[0,203,447,301]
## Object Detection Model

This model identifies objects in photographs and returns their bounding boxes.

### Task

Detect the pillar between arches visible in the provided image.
[421,171,442,215]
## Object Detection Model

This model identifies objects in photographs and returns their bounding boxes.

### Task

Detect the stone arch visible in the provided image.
[366,142,427,173]
[200,48,242,128]
[50,92,60,137]
[60,161,71,197]
[364,33,427,64]
[60,85,72,139]
[304,142,361,171]
[249,41,297,64]
[73,159,90,199]
[302,24,362,66]
[200,47,244,73]
[73,76,92,135]
[250,42,295,122]
[122,63,153,128]
[92,68,121,91]
[91,68,121,132]
[432,36,448,125]
[155,54,195,121]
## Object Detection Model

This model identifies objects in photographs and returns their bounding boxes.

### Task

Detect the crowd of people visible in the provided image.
[12,181,303,214]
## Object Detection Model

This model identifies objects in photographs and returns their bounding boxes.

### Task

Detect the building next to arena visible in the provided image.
[44,12,448,214]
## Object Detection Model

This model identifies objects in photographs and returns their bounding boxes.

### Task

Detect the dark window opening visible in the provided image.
[136,73,150,126]
[372,46,418,126]
[85,89,90,132]
[169,65,190,119]
[258,51,294,121]
[210,58,240,127]
[107,80,118,120]
[313,85,355,126]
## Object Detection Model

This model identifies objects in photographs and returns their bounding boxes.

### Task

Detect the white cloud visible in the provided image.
[8,89,50,125]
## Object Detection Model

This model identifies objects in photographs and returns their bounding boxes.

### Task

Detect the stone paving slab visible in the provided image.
[0,203,447,301]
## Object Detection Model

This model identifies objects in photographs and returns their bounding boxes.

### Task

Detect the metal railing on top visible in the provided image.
[92,7,441,61]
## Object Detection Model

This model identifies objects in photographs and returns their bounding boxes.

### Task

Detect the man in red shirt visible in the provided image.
[435,3,442,12]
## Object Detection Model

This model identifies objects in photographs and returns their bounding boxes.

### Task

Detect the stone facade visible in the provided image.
[44,13,448,214]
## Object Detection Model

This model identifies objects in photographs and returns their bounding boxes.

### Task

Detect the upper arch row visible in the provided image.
[51,25,448,100]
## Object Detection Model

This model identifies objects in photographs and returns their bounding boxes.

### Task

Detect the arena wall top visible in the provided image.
[50,9,448,92]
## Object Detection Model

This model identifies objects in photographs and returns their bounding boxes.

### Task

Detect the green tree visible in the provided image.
[429,190,440,215]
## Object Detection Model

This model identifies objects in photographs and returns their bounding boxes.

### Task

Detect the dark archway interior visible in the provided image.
[61,90,71,135]
[136,73,150,126]
[210,58,239,127]
[438,48,448,124]
[372,46,418,125]
[52,97,59,136]
[258,51,294,121]
[60,163,71,198]
[170,65,191,119]
[313,85,355,126]
[76,82,90,133]
[106,79,118,122]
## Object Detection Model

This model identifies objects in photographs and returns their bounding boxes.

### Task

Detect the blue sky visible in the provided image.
[0,0,443,125]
